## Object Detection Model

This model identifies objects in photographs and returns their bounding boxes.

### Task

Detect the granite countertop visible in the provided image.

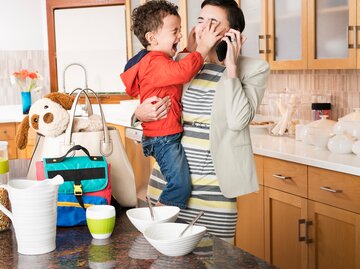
[0,209,276,269]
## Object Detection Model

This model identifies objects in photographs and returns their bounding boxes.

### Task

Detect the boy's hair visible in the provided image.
[131,0,179,48]
[201,0,245,33]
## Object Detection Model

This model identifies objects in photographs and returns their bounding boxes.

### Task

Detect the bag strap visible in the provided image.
[70,88,93,116]
[64,88,113,157]
[49,145,93,163]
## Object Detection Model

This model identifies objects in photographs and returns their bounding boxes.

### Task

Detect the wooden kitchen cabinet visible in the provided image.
[236,185,265,259]
[240,156,360,269]
[240,0,308,70]
[0,122,35,160]
[236,155,265,259]
[240,0,360,69]
[264,187,308,269]
[308,0,358,69]
[263,157,308,198]
[0,123,17,159]
[308,201,360,269]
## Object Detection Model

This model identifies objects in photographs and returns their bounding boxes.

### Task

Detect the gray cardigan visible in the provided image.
[182,56,270,198]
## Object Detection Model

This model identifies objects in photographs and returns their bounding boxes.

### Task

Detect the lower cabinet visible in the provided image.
[0,122,36,159]
[264,187,308,269]
[235,155,360,269]
[308,201,360,269]
[236,186,265,259]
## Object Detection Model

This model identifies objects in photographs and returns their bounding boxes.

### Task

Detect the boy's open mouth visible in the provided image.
[172,43,178,52]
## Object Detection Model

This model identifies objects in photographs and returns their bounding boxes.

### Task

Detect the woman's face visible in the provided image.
[195,5,230,47]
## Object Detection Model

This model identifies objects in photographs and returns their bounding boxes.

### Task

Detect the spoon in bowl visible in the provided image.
[146,196,155,221]
[179,211,204,237]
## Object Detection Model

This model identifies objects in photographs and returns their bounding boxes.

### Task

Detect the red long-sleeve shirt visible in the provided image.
[120,51,204,137]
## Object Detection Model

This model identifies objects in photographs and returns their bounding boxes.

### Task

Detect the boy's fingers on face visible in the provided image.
[209,20,220,31]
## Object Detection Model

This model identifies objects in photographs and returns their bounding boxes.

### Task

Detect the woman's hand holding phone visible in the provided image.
[221,29,247,78]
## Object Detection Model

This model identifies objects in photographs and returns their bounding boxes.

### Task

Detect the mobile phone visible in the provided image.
[215,36,231,62]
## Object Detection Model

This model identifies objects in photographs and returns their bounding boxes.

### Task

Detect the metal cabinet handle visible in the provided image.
[298,219,313,244]
[258,35,264,54]
[258,34,271,54]
[348,26,356,49]
[272,174,292,180]
[320,186,343,193]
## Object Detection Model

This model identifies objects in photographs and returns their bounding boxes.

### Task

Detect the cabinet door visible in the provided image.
[308,0,357,69]
[308,201,360,269]
[264,187,308,269]
[236,185,265,259]
[240,0,266,60]
[268,0,307,69]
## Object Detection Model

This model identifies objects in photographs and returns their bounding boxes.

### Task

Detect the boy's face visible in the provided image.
[151,14,182,57]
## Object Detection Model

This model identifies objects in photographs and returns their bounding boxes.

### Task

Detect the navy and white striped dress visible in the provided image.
[148,63,238,243]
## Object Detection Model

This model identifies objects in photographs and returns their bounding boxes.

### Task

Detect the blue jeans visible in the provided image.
[142,133,191,208]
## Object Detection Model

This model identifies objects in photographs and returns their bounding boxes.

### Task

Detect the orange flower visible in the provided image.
[11,69,42,92]
[28,72,38,79]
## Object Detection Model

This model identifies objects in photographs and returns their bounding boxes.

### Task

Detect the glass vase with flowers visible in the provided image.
[10,69,42,114]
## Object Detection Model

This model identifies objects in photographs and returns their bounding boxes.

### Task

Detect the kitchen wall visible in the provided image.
[261,69,360,121]
[1,1,359,122]
[0,0,50,106]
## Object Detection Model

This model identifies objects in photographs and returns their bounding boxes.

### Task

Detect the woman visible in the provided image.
[135,0,269,243]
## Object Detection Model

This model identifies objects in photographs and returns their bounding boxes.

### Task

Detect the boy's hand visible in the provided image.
[186,27,197,52]
[196,19,223,58]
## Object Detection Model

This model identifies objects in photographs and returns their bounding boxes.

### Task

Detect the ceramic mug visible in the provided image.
[86,205,116,239]
[0,176,63,255]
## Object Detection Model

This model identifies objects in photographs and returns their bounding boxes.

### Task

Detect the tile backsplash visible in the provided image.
[2,50,360,122]
[260,69,360,121]
[0,50,50,105]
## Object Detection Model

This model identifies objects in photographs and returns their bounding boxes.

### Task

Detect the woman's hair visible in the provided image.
[131,0,179,48]
[201,0,245,32]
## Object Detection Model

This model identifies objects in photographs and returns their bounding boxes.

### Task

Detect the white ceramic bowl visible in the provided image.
[126,206,180,233]
[327,133,354,154]
[143,222,206,257]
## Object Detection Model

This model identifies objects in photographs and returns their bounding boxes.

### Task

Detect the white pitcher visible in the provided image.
[0,175,63,255]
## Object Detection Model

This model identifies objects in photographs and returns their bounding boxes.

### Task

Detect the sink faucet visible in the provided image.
[62,63,88,93]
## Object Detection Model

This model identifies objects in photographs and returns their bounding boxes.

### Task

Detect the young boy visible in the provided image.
[120,0,221,208]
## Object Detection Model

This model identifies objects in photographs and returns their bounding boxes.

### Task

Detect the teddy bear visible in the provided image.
[16,92,103,150]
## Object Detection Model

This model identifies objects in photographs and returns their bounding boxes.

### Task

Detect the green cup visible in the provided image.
[86,205,116,239]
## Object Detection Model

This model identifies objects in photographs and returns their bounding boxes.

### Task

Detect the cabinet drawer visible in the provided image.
[263,157,307,198]
[308,167,360,214]
[0,123,16,140]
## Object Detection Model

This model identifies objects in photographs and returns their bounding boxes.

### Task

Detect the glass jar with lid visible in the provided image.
[0,141,11,231]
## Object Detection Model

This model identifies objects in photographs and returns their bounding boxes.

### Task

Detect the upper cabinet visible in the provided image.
[241,0,307,70]
[240,0,360,70]
[308,0,357,69]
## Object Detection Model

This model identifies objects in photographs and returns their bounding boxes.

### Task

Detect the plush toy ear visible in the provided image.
[16,115,30,150]
[45,92,75,110]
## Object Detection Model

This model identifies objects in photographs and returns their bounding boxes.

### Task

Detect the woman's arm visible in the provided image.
[223,58,270,130]
[134,96,171,123]
[219,29,270,130]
